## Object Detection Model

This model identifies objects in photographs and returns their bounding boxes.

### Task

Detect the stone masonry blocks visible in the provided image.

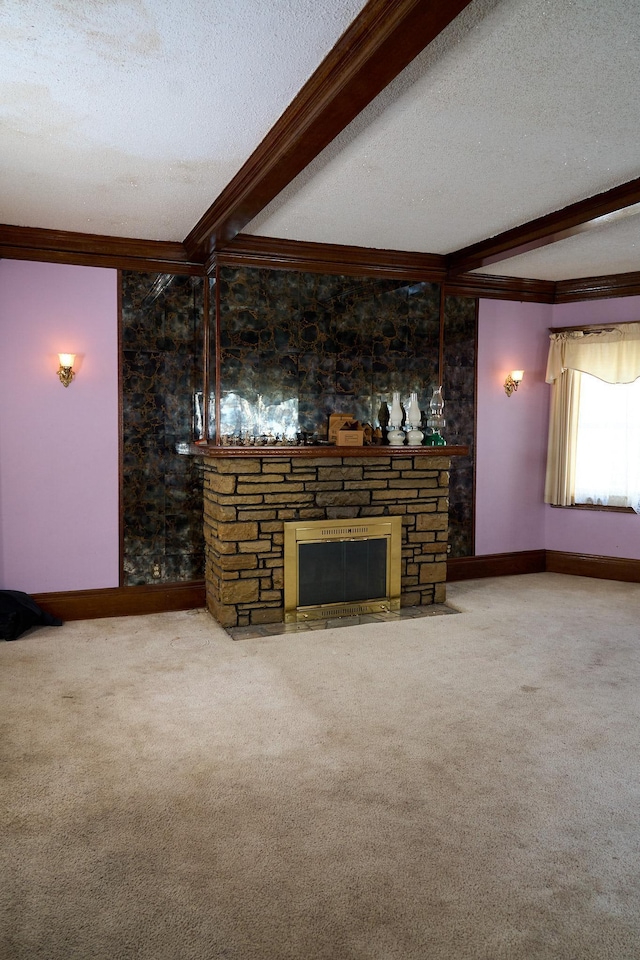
[202,454,452,627]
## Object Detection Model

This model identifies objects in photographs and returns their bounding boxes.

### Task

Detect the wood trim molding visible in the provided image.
[554,270,640,303]
[216,233,447,280]
[4,222,640,301]
[447,177,640,276]
[33,581,206,622]
[192,442,469,458]
[214,252,640,301]
[449,550,640,584]
[5,224,640,307]
[29,552,640,623]
[444,272,555,302]
[545,551,640,583]
[0,223,205,274]
[184,0,475,258]
[447,550,546,581]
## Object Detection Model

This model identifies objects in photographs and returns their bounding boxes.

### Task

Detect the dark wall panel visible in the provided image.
[218,267,441,441]
[218,266,475,556]
[442,296,477,558]
[121,272,204,585]
[118,267,476,582]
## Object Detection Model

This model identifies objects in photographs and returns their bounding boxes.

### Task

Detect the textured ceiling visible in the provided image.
[471,215,640,281]
[1,0,639,282]
[246,0,640,280]
[0,0,367,239]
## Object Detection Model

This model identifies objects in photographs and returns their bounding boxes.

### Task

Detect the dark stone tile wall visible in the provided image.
[119,267,476,585]
[442,296,477,558]
[217,268,441,440]
[121,272,205,585]
[216,266,476,557]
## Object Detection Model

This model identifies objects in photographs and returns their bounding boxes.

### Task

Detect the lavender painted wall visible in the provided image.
[551,295,640,327]
[475,299,550,555]
[1,258,637,597]
[544,507,640,560]
[0,260,119,592]
[544,296,640,560]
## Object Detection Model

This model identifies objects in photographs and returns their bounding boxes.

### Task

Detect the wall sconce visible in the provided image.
[504,370,523,397]
[57,353,76,388]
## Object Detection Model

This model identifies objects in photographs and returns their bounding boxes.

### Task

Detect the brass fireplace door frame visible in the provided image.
[283,516,402,623]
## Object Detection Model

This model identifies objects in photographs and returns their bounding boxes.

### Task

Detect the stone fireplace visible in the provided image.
[195,445,467,628]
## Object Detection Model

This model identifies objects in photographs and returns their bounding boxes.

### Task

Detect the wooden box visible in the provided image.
[337,426,365,446]
[328,414,354,444]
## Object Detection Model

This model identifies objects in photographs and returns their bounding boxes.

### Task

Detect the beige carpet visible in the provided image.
[2,573,640,959]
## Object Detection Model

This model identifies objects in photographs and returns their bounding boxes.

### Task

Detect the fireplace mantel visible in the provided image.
[191,443,469,459]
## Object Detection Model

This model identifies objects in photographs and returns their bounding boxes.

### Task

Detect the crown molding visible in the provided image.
[554,270,640,303]
[444,271,555,302]
[4,223,640,303]
[0,223,205,274]
[446,268,640,303]
[216,240,640,302]
[184,0,475,259]
[214,233,447,280]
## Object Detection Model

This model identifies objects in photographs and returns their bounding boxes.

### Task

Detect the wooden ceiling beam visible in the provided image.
[446,176,640,276]
[184,0,475,260]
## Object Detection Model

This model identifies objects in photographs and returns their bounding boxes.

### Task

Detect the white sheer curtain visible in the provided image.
[574,374,640,511]
[544,323,640,509]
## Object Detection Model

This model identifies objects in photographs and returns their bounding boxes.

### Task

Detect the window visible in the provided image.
[574,373,640,511]
[544,323,640,512]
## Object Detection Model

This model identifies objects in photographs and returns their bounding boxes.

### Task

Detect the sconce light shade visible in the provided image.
[57,353,76,388]
[504,370,524,397]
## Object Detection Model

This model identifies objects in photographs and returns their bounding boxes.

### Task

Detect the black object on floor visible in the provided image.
[0,591,63,640]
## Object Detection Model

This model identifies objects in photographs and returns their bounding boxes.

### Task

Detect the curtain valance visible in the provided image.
[546,322,640,385]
